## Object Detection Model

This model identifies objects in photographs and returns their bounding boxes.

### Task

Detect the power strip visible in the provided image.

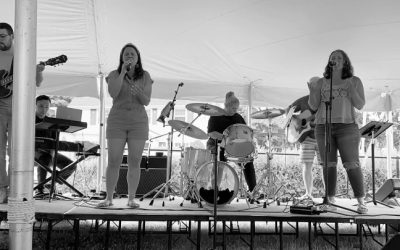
[290,205,323,215]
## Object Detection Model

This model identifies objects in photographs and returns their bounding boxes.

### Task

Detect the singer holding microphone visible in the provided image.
[308,49,367,213]
[98,43,153,208]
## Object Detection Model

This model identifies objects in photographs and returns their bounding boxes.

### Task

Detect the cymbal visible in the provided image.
[186,103,226,116]
[251,108,285,119]
[168,120,208,140]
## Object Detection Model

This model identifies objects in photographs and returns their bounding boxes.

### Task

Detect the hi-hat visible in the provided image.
[251,108,285,119]
[168,120,208,140]
[186,103,226,116]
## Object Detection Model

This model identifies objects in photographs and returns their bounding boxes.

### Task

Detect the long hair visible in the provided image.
[117,43,144,80]
[323,49,353,79]
[225,91,239,107]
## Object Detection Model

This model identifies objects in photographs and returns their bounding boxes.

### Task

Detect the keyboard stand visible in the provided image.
[34,153,89,198]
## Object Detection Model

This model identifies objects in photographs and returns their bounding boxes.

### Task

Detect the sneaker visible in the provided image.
[0,187,8,204]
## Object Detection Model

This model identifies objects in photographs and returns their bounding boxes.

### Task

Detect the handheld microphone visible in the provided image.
[126,62,132,72]
[328,61,336,67]
[179,82,184,87]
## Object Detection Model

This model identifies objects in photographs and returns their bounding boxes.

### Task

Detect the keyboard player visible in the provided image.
[34,95,79,195]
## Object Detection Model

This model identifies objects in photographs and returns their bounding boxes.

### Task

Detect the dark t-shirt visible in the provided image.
[35,115,57,139]
[207,113,246,134]
[206,113,246,150]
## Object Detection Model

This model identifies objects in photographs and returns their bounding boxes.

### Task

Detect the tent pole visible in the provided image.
[386,111,393,179]
[97,74,106,193]
[247,82,254,125]
[9,1,38,249]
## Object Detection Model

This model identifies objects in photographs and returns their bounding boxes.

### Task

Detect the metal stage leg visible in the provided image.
[279,221,283,250]
[308,222,312,250]
[74,219,79,250]
[167,220,172,250]
[46,219,53,250]
[335,222,339,250]
[105,220,110,250]
[137,220,142,250]
[250,221,255,250]
[359,224,363,250]
[196,220,201,250]
[222,221,226,250]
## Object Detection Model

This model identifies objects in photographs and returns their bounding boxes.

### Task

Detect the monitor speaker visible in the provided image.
[375,178,400,202]
[116,156,167,196]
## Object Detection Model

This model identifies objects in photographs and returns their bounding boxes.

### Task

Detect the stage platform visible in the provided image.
[1,197,400,249]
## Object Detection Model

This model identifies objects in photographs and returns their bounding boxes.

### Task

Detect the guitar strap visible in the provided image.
[9,57,13,75]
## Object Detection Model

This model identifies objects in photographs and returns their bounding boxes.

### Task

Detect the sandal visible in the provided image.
[298,194,313,201]
[357,203,368,214]
[96,200,113,208]
[127,200,140,209]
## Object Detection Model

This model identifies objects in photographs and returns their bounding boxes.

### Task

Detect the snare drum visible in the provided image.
[223,124,255,158]
[181,147,212,179]
[195,161,238,206]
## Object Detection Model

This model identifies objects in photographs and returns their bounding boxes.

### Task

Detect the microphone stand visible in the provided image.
[146,83,184,206]
[318,66,358,214]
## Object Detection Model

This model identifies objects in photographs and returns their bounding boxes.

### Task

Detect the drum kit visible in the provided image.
[166,103,285,207]
[166,103,284,250]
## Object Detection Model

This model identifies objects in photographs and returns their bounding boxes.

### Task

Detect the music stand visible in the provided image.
[360,121,393,207]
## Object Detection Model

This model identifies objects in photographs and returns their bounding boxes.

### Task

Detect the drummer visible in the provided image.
[206,91,257,195]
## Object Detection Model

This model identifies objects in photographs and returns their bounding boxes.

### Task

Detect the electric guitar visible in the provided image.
[287,109,314,143]
[0,54,68,99]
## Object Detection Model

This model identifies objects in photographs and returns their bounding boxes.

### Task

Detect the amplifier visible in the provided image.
[116,156,167,196]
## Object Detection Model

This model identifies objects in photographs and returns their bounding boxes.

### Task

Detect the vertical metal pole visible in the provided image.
[97,74,106,192]
[386,111,393,178]
[9,0,37,249]
[247,82,253,126]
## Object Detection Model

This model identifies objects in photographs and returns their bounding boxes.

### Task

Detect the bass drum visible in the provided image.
[195,161,238,206]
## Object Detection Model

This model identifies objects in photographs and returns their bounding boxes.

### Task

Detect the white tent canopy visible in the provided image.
[2,0,400,108]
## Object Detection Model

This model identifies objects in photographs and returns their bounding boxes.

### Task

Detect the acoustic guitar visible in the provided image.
[287,109,314,143]
[0,54,68,99]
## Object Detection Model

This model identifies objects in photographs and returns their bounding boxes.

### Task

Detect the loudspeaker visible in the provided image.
[376,178,400,201]
[116,156,167,196]
[382,234,400,250]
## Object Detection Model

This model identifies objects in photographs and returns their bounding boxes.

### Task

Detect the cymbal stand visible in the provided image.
[145,83,183,206]
[139,132,176,202]
[211,139,220,249]
[253,118,282,207]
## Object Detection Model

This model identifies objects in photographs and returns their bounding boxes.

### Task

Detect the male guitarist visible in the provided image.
[286,77,321,201]
[0,22,45,203]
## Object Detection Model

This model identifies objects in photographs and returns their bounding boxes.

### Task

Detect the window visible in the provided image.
[174,108,185,121]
